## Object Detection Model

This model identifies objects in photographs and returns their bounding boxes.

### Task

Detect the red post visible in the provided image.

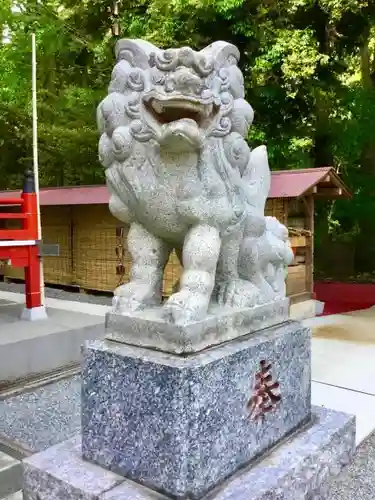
[22,170,39,241]
[25,245,42,309]
[22,171,42,310]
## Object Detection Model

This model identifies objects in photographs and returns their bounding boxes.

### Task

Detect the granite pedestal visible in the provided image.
[22,315,356,500]
[82,320,310,498]
[23,406,355,500]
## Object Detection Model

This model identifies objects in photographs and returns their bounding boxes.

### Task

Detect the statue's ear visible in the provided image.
[115,39,159,69]
[200,41,240,70]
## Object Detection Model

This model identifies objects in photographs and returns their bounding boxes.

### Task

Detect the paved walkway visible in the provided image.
[307,311,375,445]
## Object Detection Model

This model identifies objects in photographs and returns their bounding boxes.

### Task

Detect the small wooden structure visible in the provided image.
[0,167,350,304]
[266,167,350,302]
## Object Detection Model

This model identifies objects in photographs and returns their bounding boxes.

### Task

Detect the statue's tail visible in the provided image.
[241,145,271,213]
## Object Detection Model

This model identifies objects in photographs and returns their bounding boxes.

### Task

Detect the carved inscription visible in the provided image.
[247,360,281,421]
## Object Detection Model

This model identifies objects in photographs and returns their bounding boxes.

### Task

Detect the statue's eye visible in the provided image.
[152,72,165,85]
[165,77,175,93]
[193,82,204,94]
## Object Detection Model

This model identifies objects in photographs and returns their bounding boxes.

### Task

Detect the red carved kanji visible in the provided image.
[247,360,281,421]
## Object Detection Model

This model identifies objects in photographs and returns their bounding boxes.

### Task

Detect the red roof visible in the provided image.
[268,167,331,198]
[0,185,109,206]
[268,167,349,198]
[0,167,350,206]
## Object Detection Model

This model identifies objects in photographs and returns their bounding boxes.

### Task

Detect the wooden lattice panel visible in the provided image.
[265,198,288,225]
[71,205,131,292]
[40,206,73,285]
[2,198,311,301]
[286,265,307,296]
[163,251,182,297]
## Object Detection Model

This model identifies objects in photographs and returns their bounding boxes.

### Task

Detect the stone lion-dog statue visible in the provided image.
[97,39,294,324]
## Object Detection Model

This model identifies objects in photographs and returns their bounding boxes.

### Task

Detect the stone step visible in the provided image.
[0,451,21,499]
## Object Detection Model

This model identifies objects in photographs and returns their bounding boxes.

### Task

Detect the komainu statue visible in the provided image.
[97,39,294,324]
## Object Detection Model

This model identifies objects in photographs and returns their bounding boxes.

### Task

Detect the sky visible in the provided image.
[2,3,22,44]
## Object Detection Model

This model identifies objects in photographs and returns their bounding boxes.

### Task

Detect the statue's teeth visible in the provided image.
[152,101,164,114]
[202,104,213,117]
[150,98,212,120]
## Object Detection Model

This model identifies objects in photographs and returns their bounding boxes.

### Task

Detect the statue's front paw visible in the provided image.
[163,290,209,325]
[217,279,260,308]
[113,283,161,314]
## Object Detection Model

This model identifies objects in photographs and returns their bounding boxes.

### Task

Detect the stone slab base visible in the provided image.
[82,321,310,498]
[105,298,289,353]
[22,406,356,500]
[289,299,321,321]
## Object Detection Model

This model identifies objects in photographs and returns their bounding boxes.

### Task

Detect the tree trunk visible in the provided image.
[354,32,375,274]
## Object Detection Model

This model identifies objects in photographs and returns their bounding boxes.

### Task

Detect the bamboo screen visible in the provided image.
[286,265,307,296]
[41,207,72,285]
[2,199,311,302]
[70,206,183,295]
[265,198,288,225]
[71,205,131,292]
[2,204,183,295]
[163,251,182,297]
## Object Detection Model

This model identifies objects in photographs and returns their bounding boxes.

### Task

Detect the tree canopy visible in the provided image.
[1,0,375,277]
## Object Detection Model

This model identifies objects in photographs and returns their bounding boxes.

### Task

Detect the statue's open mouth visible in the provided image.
[143,94,218,148]
[145,97,214,127]
[143,92,218,124]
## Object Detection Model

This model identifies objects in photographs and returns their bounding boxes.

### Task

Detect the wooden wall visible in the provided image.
[71,205,130,292]
[3,199,313,302]
[284,197,313,302]
[265,198,288,225]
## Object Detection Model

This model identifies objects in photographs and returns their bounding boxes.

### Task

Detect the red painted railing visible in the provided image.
[0,171,41,310]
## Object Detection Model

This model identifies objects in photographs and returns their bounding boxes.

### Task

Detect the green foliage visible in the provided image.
[0,0,111,188]
[1,0,375,276]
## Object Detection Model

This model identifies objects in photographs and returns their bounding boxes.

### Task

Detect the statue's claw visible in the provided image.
[163,290,209,325]
[113,283,161,313]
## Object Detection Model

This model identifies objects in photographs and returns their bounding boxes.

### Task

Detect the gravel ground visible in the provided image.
[0,280,112,306]
[329,431,375,499]
[0,375,81,454]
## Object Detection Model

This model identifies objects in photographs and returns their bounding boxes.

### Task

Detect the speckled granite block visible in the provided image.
[105,299,289,354]
[82,320,311,499]
[208,407,356,500]
[22,407,356,500]
[22,436,123,500]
